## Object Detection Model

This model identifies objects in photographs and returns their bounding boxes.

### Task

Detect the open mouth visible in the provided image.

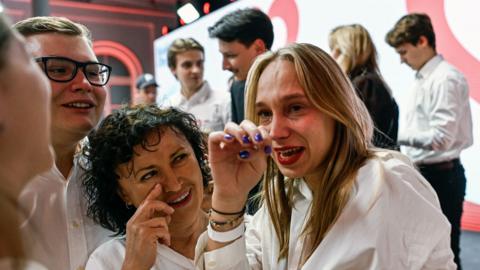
[166,189,192,208]
[275,147,305,165]
[63,102,94,109]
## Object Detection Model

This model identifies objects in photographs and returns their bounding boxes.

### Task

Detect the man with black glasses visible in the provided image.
[14,17,112,270]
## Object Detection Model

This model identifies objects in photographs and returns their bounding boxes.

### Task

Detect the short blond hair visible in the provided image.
[13,16,92,46]
[167,38,204,68]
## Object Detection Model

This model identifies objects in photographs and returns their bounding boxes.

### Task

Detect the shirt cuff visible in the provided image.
[195,231,247,270]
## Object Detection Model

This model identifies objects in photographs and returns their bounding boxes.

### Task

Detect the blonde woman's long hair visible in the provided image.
[245,43,373,261]
[328,24,379,75]
[0,11,28,269]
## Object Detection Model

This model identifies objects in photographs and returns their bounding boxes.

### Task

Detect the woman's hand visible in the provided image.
[121,184,174,270]
[208,120,272,212]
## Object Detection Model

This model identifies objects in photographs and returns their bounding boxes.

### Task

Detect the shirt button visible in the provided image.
[206,260,217,268]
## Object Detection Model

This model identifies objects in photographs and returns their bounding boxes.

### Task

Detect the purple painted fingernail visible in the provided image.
[264,145,272,154]
[254,133,263,142]
[224,134,233,140]
[239,150,250,159]
[242,135,250,144]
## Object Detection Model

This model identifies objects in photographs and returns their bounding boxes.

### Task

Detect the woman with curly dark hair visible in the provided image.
[83,105,210,270]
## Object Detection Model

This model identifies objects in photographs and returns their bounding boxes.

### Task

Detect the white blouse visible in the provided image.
[87,237,195,270]
[195,151,455,270]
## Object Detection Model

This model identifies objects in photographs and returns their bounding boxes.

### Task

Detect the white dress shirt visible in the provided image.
[86,237,195,270]
[163,81,231,133]
[195,151,455,270]
[19,152,112,270]
[398,55,473,164]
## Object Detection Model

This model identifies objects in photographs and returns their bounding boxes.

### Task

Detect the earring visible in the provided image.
[125,202,133,209]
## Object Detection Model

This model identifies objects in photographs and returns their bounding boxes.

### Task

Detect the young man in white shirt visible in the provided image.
[14,17,113,270]
[164,38,230,133]
[386,13,473,270]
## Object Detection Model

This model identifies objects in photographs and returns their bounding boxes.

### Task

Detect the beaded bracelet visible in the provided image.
[208,212,244,231]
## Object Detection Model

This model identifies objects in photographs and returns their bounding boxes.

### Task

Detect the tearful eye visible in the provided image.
[290,104,303,112]
[257,110,272,124]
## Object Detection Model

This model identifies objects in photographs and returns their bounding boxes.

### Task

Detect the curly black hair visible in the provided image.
[83,105,210,235]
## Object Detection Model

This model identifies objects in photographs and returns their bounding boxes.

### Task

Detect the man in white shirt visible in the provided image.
[164,38,230,133]
[386,13,473,269]
[14,17,113,270]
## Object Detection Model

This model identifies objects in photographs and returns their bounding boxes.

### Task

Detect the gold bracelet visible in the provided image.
[208,210,244,231]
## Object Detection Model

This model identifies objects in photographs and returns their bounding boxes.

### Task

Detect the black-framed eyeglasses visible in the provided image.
[35,56,112,87]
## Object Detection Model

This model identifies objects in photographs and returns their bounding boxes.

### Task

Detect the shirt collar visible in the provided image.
[292,178,313,202]
[179,81,210,106]
[416,54,443,80]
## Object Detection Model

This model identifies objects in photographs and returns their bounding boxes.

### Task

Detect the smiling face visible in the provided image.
[26,33,106,143]
[116,128,204,227]
[255,59,335,185]
[171,49,204,92]
[219,39,263,81]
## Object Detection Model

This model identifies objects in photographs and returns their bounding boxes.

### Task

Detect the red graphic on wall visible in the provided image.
[406,0,480,103]
[268,0,299,43]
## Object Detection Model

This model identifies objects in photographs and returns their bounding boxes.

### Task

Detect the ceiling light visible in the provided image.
[177,3,200,24]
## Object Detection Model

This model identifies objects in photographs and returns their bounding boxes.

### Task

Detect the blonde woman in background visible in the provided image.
[0,10,53,269]
[329,24,399,150]
[196,43,455,269]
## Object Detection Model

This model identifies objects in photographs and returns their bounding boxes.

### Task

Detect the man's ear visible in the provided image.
[418,36,430,48]
[253,38,267,54]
